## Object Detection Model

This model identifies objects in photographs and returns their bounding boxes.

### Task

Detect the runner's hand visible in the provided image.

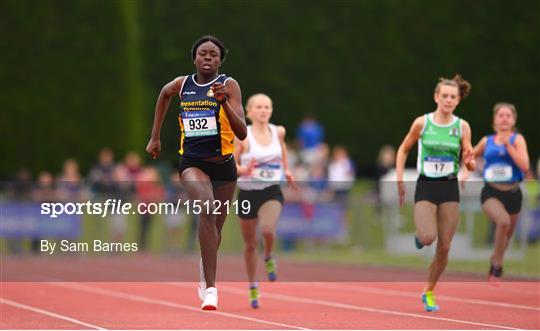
[239,158,258,176]
[146,138,161,159]
[463,148,476,171]
[498,133,512,146]
[285,170,299,190]
[246,158,258,175]
[210,82,228,103]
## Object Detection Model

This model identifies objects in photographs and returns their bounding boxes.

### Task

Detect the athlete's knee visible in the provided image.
[244,239,258,252]
[417,233,436,246]
[260,226,275,238]
[497,218,511,232]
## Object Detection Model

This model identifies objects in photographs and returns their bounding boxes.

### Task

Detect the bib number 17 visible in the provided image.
[424,156,453,177]
[433,163,446,173]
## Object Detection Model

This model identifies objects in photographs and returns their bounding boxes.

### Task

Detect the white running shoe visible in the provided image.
[198,258,206,301]
[201,287,218,310]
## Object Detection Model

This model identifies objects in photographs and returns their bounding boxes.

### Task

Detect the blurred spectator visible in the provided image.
[87,148,117,197]
[296,114,325,165]
[374,145,396,210]
[283,159,310,202]
[8,168,32,201]
[537,157,540,179]
[114,151,144,187]
[285,142,299,172]
[537,156,540,202]
[88,148,123,241]
[31,171,57,253]
[328,145,356,203]
[164,173,186,253]
[58,159,81,182]
[135,166,165,252]
[375,145,396,181]
[307,163,330,202]
[292,160,310,182]
[109,151,143,242]
[5,168,33,254]
[57,159,87,202]
[313,142,330,168]
[124,152,143,179]
[32,171,57,202]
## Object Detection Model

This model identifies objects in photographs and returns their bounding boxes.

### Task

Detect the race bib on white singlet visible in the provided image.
[423,156,454,177]
[251,164,282,182]
[182,111,218,137]
[485,164,513,182]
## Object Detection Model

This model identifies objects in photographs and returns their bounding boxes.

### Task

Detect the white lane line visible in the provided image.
[211,284,520,330]
[47,282,310,330]
[305,283,540,311]
[0,298,105,330]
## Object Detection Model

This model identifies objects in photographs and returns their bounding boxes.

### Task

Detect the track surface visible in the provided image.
[1,256,539,329]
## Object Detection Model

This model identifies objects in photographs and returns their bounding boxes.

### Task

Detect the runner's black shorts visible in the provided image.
[237,185,284,219]
[178,155,237,187]
[481,184,522,215]
[414,174,459,204]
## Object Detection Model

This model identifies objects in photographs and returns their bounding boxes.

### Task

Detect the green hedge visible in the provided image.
[2,0,538,176]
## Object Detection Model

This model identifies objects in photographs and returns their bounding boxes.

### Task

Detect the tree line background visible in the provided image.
[1,0,538,177]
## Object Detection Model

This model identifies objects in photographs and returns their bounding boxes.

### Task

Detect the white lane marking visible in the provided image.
[304,283,540,311]
[213,284,520,330]
[48,282,309,330]
[0,298,105,330]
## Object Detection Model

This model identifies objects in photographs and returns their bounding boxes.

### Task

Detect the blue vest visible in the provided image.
[483,133,523,183]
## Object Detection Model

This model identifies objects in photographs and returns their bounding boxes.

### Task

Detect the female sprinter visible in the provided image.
[396,75,476,312]
[234,93,294,308]
[146,35,247,310]
[473,103,529,282]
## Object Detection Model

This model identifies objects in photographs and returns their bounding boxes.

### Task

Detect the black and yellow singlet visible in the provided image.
[178,74,235,158]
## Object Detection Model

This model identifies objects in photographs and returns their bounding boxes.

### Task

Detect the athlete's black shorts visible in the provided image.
[414,175,459,204]
[178,155,237,187]
[237,185,284,219]
[481,184,522,215]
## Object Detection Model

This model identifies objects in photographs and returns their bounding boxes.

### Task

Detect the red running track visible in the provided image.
[1,257,539,329]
